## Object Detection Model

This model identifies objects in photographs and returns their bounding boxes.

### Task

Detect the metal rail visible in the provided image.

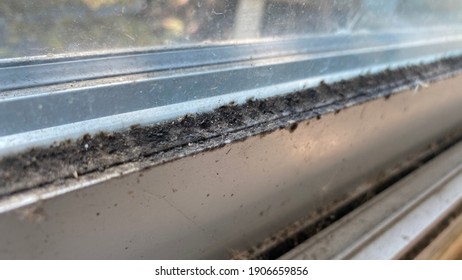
[281,141,462,260]
[2,30,462,157]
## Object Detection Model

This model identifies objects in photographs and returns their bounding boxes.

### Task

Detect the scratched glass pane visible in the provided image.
[1,0,462,59]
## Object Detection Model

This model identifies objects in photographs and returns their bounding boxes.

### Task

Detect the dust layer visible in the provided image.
[2,56,462,197]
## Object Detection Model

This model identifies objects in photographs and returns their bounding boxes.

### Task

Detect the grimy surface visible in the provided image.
[1,56,462,197]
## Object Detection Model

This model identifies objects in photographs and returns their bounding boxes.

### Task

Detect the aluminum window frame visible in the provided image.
[2,28,462,157]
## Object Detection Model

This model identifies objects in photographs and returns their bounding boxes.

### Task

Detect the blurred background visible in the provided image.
[1,0,462,59]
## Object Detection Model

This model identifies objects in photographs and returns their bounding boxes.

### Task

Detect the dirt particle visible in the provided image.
[82,133,91,141]
[206,193,210,197]
[287,121,298,133]
[172,188,178,193]
[96,212,100,216]
[130,124,140,130]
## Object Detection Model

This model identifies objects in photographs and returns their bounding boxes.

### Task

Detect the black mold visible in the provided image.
[2,56,462,197]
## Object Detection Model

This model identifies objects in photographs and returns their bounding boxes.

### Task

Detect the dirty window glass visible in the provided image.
[1,0,462,59]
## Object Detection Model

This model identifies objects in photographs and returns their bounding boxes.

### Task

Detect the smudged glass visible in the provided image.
[1,0,462,59]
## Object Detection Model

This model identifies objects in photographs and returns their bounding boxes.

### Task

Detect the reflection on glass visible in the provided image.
[1,0,462,59]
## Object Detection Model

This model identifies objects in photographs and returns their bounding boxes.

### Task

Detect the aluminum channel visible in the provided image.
[2,31,462,157]
[1,29,461,92]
